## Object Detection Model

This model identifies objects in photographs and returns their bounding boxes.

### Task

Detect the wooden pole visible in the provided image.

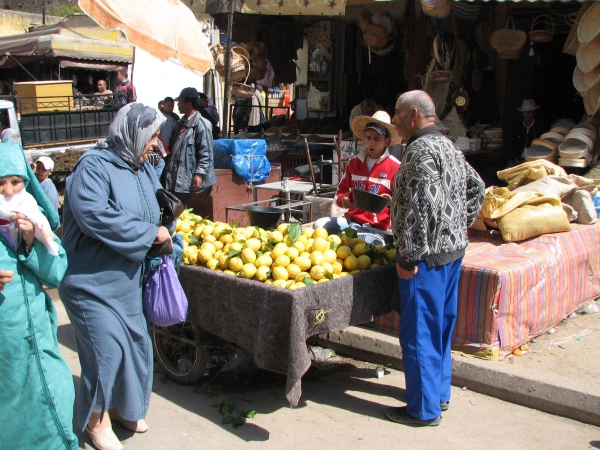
[222,0,236,137]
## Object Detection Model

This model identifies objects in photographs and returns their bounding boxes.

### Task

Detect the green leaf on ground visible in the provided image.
[232,417,246,427]
[241,410,257,419]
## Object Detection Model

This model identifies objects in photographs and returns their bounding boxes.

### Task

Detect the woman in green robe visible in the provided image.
[0,143,77,450]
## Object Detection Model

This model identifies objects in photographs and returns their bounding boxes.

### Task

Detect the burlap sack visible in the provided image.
[562,203,578,222]
[562,189,597,224]
[513,175,578,197]
[496,204,571,242]
[481,187,561,220]
[497,160,567,190]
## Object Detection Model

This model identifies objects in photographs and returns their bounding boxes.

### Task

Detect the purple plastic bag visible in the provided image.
[143,255,188,326]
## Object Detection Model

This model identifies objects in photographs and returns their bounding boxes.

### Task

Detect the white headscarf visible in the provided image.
[99,103,166,170]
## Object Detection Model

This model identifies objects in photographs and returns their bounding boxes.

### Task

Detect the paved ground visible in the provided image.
[49,290,600,450]
[505,305,600,383]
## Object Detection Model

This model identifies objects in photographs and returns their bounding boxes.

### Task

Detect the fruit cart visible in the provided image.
[151,262,399,407]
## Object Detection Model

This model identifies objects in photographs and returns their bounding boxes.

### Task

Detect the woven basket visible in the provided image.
[365,24,388,49]
[420,0,450,19]
[530,14,554,43]
[583,84,600,115]
[563,3,593,56]
[429,70,453,84]
[211,45,250,82]
[475,22,491,53]
[491,17,526,60]
[576,38,600,74]
[577,1,600,45]
[357,8,371,32]
[370,11,394,36]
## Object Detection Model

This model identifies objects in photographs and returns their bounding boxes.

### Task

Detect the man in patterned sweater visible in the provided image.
[386,91,485,427]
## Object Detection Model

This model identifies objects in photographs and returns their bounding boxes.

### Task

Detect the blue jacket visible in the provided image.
[164,111,217,194]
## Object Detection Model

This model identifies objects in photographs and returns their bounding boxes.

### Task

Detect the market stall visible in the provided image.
[371,222,600,359]
[173,263,398,406]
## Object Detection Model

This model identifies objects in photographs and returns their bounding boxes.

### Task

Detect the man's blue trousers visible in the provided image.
[397,257,462,420]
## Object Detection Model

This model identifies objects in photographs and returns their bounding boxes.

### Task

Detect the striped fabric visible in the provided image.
[370,223,600,358]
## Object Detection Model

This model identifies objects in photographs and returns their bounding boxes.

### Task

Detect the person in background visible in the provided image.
[313,111,401,235]
[160,97,179,146]
[198,93,220,140]
[114,68,137,107]
[94,79,113,106]
[1,126,21,146]
[158,100,164,112]
[387,90,484,427]
[59,103,168,450]
[198,93,220,126]
[163,87,216,212]
[232,96,251,135]
[508,99,545,166]
[349,87,384,153]
[0,142,77,450]
[35,156,59,213]
[257,84,267,119]
[248,83,267,128]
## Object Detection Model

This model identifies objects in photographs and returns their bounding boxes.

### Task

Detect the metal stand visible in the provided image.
[226,197,313,225]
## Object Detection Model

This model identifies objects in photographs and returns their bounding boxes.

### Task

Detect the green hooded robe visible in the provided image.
[0,143,77,450]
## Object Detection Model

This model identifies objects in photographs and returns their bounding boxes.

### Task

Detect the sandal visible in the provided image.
[440,401,449,411]
[385,406,441,427]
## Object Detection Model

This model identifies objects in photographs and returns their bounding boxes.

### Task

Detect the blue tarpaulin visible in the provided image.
[214,139,271,183]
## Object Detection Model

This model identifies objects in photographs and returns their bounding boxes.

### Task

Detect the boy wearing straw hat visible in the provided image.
[313,110,401,234]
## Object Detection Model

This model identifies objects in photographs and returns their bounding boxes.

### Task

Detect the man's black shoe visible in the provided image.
[385,406,442,427]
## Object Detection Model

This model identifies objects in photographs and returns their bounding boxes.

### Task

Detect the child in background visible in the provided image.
[35,156,60,213]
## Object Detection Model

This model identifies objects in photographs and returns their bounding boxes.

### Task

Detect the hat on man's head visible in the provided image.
[175,87,200,101]
[517,99,540,112]
[351,110,401,145]
[36,156,54,171]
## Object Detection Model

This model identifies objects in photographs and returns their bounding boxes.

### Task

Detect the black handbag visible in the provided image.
[147,238,173,257]
[156,189,184,225]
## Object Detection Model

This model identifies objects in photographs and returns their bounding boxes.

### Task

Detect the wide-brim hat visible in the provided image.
[517,99,540,112]
[573,65,600,92]
[577,1,600,45]
[351,110,401,145]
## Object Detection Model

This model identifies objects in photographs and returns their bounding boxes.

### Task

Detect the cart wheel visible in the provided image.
[152,321,209,384]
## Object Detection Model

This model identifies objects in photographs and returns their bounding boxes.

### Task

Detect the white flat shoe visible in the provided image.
[111,417,149,433]
[85,426,124,450]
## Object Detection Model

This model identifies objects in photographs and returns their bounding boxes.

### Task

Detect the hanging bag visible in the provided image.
[143,254,188,327]
[490,16,526,59]
[156,188,184,224]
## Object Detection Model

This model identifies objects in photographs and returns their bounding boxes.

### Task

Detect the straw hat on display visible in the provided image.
[576,1,600,45]
[517,99,540,112]
[573,66,600,93]
[576,35,600,74]
[351,110,401,145]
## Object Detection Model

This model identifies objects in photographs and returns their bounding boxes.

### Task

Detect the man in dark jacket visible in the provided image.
[163,87,216,214]
[198,93,220,140]
[508,99,545,165]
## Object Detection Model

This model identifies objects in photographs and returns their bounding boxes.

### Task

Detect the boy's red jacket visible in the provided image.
[335,148,401,230]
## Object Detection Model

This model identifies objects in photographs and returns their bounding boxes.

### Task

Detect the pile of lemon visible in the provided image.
[175,211,396,290]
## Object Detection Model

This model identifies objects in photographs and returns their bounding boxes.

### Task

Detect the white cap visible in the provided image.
[36,156,54,171]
